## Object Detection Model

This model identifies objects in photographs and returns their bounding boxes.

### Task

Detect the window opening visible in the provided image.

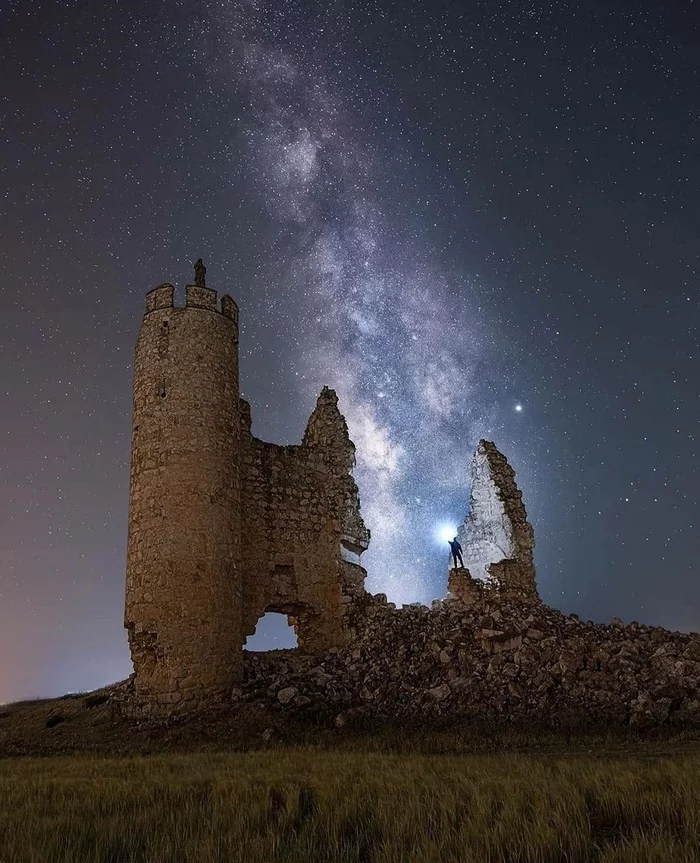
[244,611,298,651]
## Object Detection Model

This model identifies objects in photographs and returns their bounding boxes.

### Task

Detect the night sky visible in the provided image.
[1,0,698,704]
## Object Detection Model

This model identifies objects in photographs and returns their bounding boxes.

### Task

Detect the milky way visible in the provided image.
[208,1,511,603]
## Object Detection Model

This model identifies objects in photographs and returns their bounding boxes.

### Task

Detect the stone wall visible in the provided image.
[239,387,370,656]
[232,438,700,732]
[125,269,699,731]
[454,440,539,603]
[125,271,370,715]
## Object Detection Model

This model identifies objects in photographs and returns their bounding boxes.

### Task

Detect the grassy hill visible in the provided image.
[3,746,700,862]
[4,689,700,861]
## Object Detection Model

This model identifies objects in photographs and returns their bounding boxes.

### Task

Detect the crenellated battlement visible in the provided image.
[144,281,239,330]
[145,283,175,313]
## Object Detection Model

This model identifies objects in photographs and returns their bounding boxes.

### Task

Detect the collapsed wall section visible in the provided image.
[239,387,370,654]
[452,440,539,603]
[240,594,700,731]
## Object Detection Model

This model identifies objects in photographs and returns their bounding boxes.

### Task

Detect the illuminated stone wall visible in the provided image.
[124,283,242,713]
[239,387,370,656]
[451,440,539,604]
[125,276,369,715]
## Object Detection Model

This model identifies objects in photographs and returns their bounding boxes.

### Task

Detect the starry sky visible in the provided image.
[1,0,698,703]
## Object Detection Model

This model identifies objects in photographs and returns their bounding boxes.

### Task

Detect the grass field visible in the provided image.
[1,747,700,862]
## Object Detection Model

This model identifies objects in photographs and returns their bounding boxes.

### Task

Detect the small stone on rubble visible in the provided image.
[478,628,505,639]
[277,687,298,705]
[429,683,452,701]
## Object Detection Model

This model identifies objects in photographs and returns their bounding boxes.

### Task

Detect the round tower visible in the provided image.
[124,261,242,712]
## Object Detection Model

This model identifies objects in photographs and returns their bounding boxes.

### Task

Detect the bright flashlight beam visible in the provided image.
[436,523,457,543]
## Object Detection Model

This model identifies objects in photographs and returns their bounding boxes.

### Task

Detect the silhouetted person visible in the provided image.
[194,257,206,287]
[448,536,464,569]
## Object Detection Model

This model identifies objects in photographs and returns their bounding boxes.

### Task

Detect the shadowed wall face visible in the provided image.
[240,387,370,655]
[124,284,241,712]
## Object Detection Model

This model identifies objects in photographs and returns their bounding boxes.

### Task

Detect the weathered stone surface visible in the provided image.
[239,385,370,659]
[277,687,298,704]
[125,269,369,716]
[429,683,452,701]
[122,266,700,733]
[124,275,241,714]
[454,440,538,603]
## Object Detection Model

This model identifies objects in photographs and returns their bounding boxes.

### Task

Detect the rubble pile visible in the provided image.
[240,593,700,730]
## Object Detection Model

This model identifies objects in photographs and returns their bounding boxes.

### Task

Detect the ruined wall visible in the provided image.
[125,282,242,713]
[239,387,370,655]
[453,440,539,603]
[121,295,700,736]
[125,270,371,715]
[122,267,566,721]
[235,441,700,733]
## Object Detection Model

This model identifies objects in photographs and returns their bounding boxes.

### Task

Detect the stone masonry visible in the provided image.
[450,440,539,605]
[238,387,370,657]
[124,266,369,715]
[125,279,241,713]
[124,264,700,730]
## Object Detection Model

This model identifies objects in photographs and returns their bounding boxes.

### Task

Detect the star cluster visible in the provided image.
[0,0,697,702]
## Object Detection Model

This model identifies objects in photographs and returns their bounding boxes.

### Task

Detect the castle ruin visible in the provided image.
[122,265,700,732]
[124,265,537,713]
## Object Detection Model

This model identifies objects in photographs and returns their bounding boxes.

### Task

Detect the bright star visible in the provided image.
[515,404,523,412]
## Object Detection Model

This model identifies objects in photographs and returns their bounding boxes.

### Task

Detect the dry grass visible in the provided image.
[1,748,700,862]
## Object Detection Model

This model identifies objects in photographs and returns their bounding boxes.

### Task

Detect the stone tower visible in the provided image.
[124,266,242,712]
